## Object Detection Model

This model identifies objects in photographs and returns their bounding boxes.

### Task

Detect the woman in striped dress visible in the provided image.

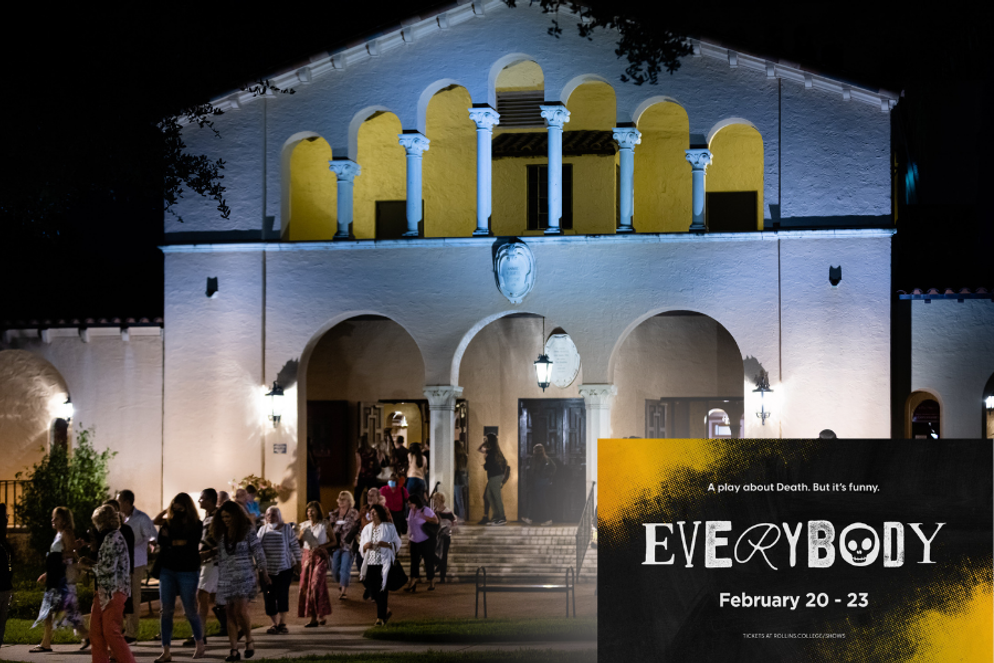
[256,507,300,634]
[213,501,268,662]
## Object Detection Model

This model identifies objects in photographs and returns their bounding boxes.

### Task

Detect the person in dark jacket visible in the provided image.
[0,504,13,648]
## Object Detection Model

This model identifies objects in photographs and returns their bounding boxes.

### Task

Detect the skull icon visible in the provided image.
[839,523,880,566]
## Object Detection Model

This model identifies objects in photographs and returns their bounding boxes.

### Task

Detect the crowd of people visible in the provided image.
[0,431,556,653]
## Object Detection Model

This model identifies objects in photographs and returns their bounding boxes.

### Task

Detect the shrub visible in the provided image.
[15,428,116,557]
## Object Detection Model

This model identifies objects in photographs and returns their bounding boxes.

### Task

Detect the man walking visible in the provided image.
[188,488,224,644]
[117,490,157,643]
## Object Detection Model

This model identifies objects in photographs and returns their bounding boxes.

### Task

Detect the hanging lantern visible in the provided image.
[753,370,773,426]
[56,396,74,422]
[265,381,284,427]
[534,353,553,392]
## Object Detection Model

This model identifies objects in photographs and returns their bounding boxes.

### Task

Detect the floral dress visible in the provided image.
[33,532,85,630]
[94,529,130,608]
[216,529,266,604]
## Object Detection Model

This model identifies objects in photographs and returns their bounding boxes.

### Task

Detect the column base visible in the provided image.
[333,231,352,240]
[616,226,635,234]
[544,227,563,235]
[689,222,706,232]
[472,228,492,237]
[402,230,420,237]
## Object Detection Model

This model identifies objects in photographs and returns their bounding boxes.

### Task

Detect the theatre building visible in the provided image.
[2,2,992,522]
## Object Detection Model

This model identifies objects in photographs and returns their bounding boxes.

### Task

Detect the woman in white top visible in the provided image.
[257,507,301,634]
[359,504,401,626]
[296,501,335,627]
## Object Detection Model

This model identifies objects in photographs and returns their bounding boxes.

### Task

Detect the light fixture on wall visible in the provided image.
[265,381,284,427]
[986,396,994,410]
[534,316,553,392]
[753,370,773,425]
[390,412,409,429]
[57,396,73,422]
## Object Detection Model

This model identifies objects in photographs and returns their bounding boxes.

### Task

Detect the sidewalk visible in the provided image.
[0,582,597,661]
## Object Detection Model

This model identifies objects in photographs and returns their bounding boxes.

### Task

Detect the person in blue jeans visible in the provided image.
[329,492,360,600]
[154,494,205,661]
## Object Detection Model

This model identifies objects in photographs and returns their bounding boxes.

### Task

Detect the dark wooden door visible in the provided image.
[518,399,586,523]
[307,400,350,488]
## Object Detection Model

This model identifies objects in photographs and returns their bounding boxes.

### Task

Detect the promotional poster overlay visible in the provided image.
[598,439,993,663]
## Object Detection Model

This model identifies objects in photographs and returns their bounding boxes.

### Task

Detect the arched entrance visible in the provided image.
[612,310,746,439]
[982,373,994,440]
[906,391,941,439]
[300,315,426,512]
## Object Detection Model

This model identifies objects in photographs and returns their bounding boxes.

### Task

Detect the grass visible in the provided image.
[1,617,226,645]
[362,617,597,643]
[159,653,596,663]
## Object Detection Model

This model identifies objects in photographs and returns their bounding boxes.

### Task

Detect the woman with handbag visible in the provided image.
[76,505,133,663]
[256,506,300,634]
[328,492,359,601]
[403,494,439,593]
[213,501,268,662]
[296,501,334,627]
[359,504,401,626]
[30,506,89,652]
[153,493,205,661]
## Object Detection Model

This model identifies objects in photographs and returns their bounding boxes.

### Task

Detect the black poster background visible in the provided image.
[598,439,993,662]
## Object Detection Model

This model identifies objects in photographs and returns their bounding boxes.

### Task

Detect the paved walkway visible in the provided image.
[1,582,597,661]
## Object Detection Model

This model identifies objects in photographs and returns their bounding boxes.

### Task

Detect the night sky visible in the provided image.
[1,1,989,323]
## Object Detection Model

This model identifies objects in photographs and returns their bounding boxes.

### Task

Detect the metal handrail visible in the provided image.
[0,480,27,529]
[575,481,596,575]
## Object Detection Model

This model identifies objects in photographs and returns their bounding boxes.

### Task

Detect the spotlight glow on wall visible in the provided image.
[986,395,994,410]
[265,382,284,427]
[56,396,73,422]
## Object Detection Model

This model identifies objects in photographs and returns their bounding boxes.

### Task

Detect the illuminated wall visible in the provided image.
[707,123,764,229]
[288,136,335,241]
[635,102,691,232]
[0,350,68,481]
[423,86,476,237]
[354,111,405,239]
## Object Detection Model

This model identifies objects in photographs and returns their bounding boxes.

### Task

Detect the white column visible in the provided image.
[468,106,500,236]
[578,383,617,503]
[539,104,570,235]
[612,127,641,233]
[398,132,430,237]
[685,148,712,231]
[424,385,463,501]
[327,159,361,239]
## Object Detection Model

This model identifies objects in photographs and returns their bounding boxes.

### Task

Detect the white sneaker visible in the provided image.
[521,517,533,525]
[493,519,506,526]
[541,520,553,526]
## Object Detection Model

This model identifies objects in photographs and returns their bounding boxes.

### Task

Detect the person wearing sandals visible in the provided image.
[153,493,206,661]
[403,494,439,593]
[359,504,401,626]
[213,501,268,662]
[328,492,359,601]
[76,505,133,663]
[30,506,89,652]
[297,501,334,627]
[257,506,300,634]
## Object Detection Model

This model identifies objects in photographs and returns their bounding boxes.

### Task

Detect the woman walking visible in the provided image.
[213,501,268,662]
[297,502,333,627]
[479,433,509,525]
[430,492,457,583]
[328,492,359,601]
[359,504,401,626]
[31,506,88,652]
[403,494,438,593]
[405,444,428,501]
[78,505,132,663]
[154,493,205,661]
[257,507,300,634]
[379,474,409,536]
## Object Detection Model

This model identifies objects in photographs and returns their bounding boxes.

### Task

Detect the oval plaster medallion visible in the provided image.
[494,240,535,304]
[544,333,581,388]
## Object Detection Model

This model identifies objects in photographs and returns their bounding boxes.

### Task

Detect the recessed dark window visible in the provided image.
[375,200,423,239]
[526,164,573,230]
[706,191,757,232]
[496,90,544,128]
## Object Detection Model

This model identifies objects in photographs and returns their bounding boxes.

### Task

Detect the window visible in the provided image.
[375,200,423,239]
[496,90,544,128]
[706,191,757,232]
[526,164,573,230]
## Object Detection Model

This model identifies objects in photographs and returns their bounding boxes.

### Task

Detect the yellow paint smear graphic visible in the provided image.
[811,561,993,663]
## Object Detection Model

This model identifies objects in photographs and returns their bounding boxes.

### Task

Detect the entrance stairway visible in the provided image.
[347,523,598,584]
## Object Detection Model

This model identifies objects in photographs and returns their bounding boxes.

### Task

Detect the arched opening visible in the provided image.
[0,350,71,481]
[423,84,476,237]
[564,80,617,234]
[491,60,548,236]
[634,101,691,233]
[353,111,406,239]
[457,313,587,524]
[705,408,741,439]
[612,311,745,438]
[906,391,941,438]
[707,122,764,232]
[302,315,426,510]
[287,135,336,240]
[982,373,994,439]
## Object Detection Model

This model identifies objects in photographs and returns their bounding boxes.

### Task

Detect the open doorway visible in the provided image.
[517,398,586,523]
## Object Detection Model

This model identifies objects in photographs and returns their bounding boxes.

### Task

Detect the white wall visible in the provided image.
[911,301,994,438]
[0,330,163,514]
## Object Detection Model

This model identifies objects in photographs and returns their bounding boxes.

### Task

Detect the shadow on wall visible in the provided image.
[742,356,769,387]
[276,359,299,390]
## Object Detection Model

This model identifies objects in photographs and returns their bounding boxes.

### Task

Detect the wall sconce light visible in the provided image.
[753,370,773,425]
[57,396,73,422]
[534,316,553,391]
[265,381,284,427]
[389,411,408,429]
[986,395,994,410]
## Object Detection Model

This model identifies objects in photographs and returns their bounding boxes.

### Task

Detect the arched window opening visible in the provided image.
[563,81,617,235]
[911,399,940,439]
[288,136,335,240]
[354,111,406,239]
[423,85,476,237]
[707,124,764,232]
[634,102,690,233]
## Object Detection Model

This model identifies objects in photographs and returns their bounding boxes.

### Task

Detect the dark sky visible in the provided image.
[1,1,989,322]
